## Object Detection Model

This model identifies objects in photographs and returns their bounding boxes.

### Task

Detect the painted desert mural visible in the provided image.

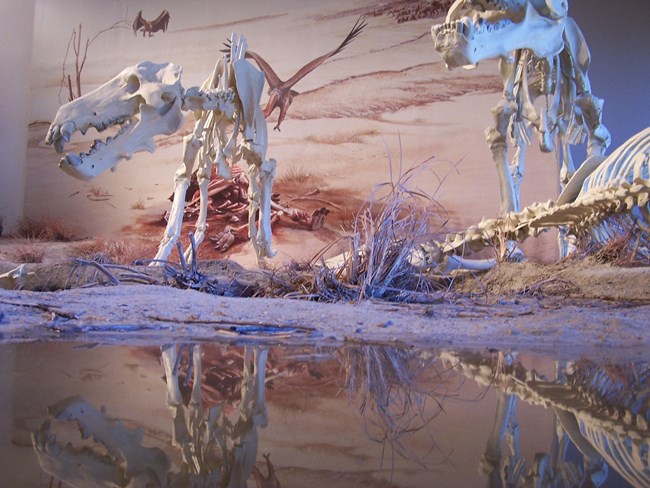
[26,0,633,266]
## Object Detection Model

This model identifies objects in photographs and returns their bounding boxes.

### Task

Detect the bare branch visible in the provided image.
[59,9,131,101]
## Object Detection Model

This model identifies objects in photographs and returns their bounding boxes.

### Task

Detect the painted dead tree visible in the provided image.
[432,0,610,255]
[46,35,277,265]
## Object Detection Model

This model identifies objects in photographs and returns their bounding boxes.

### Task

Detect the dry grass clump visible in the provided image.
[269,158,453,302]
[276,166,316,184]
[130,198,147,210]
[12,216,77,241]
[577,215,650,266]
[304,129,379,145]
[11,240,46,263]
[73,237,158,265]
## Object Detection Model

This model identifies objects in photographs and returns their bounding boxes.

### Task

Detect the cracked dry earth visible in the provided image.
[0,240,649,361]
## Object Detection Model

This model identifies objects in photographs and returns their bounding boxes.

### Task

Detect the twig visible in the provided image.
[144,313,316,334]
[71,258,121,285]
[0,299,79,320]
[287,196,342,210]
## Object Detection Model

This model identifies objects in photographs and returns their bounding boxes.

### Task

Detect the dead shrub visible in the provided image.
[11,241,46,263]
[12,216,77,241]
[268,156,454,302]
[276,166,316,184]
[577,214,650,266]
[73,237,158,265]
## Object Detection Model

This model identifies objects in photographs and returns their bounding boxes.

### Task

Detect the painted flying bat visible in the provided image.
[133,10,170,37]
[225,17,367,131]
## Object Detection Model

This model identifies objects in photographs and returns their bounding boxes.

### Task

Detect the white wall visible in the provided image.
[0,0,34,235]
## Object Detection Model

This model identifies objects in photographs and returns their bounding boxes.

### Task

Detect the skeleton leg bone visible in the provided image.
[153,133,202,264]
[487,58,519,216]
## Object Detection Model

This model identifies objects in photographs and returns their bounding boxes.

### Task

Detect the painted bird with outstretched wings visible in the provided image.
[133,10,170,37]
[225,17,367,131]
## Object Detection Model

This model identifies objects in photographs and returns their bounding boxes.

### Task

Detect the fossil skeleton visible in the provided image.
[45,34,278,264]
[173,164,329,253]
[432,0,611,255]
[411,127,650,269]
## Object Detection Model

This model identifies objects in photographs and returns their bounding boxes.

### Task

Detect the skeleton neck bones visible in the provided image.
[45,34,276,265]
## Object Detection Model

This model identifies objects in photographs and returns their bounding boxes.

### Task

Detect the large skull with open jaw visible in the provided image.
[432,0,568,69]
[45,61,185,181]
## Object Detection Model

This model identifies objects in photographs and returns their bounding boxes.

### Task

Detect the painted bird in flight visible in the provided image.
[225,17,367,131]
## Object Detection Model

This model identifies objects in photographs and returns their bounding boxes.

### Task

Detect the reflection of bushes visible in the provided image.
[12,217,77,241]
[341,346,449,464]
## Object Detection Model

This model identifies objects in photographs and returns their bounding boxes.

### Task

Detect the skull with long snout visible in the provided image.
[432,0,568,69]
[45,61,186,181]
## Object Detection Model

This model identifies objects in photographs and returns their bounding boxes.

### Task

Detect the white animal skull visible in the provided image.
[45,61,186,181]
[432,0,568,69]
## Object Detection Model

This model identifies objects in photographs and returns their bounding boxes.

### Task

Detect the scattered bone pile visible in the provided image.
[173,165,329,252]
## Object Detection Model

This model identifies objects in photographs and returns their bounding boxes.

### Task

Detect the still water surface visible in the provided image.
[0,342,648,487]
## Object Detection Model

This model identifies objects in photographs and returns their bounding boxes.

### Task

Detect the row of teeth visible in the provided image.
[433,17,511,38]
[82,119,133,157]
[55,114,133,148]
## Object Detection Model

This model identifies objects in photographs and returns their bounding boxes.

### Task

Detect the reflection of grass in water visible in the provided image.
[305,129,379,145]
[341,346,451,467]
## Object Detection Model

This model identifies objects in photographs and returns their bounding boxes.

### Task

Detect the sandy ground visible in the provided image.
[0,239,648,361]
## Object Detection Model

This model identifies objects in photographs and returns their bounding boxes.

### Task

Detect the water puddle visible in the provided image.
[1,342,648,487]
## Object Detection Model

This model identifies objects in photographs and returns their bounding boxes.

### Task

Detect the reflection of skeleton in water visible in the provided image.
[31,344,280,487]
[442,351,650,487]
